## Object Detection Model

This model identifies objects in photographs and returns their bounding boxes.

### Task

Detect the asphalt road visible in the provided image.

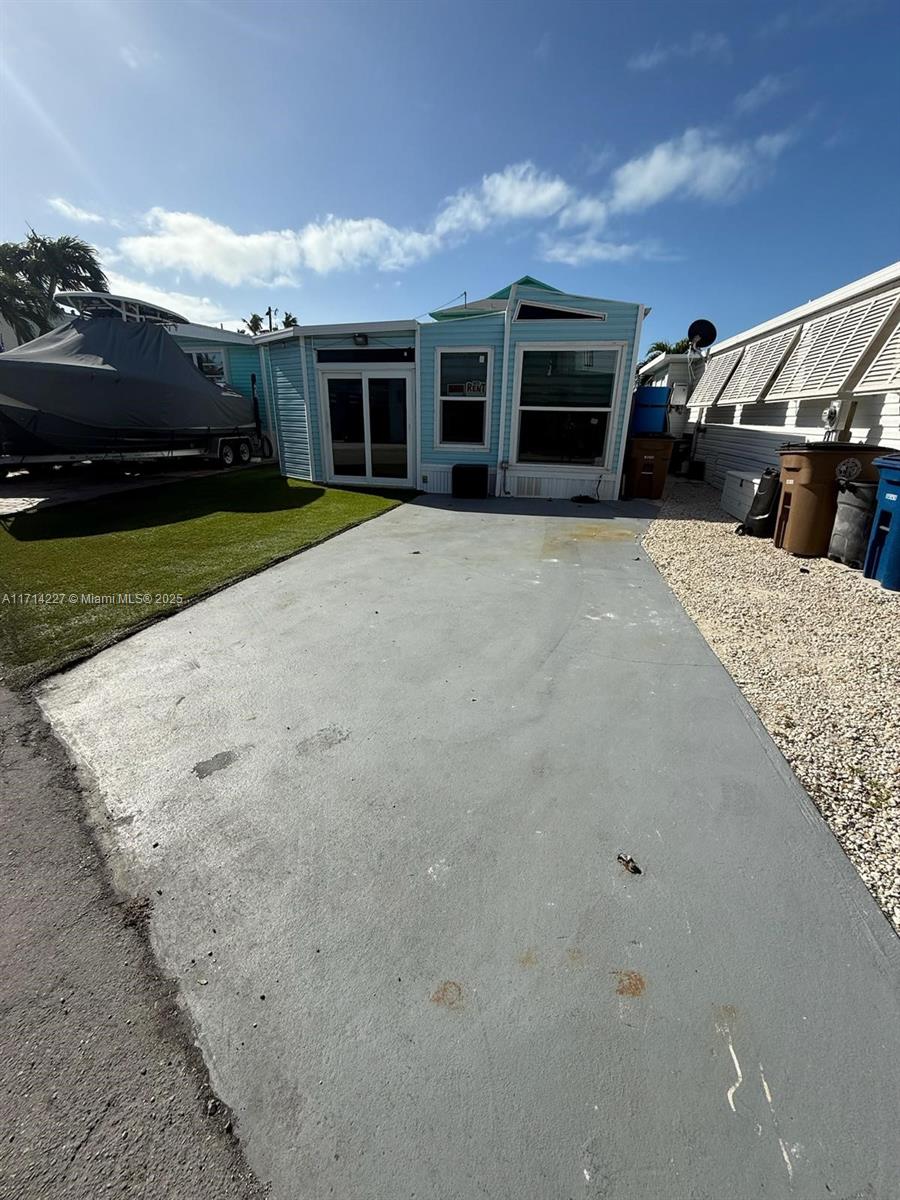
[0,686,265,1200]
[39,497,900,1200]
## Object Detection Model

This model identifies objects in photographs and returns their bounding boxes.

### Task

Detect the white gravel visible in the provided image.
[643,479,900,935]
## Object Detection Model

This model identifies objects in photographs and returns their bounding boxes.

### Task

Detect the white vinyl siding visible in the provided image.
[686,347,743,408]
[717,328,799,406]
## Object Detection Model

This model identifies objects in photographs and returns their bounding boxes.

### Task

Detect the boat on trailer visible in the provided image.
[0,316,266,471]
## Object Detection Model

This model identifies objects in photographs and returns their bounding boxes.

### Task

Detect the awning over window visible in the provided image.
[853,321,900,395]
[685,346,743,408]
[716,327,799,406]
[767,287,900,401]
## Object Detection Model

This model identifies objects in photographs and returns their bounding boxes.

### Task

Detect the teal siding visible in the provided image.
[267,342,311,479]
[504,292,641,474]
[419,313,505,464]
[227,343,270,433]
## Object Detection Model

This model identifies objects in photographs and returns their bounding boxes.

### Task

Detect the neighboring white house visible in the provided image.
[682,262,900,489]
[635,351,704,437]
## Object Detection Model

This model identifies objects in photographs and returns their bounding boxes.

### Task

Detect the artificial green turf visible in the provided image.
[0,466,402,687]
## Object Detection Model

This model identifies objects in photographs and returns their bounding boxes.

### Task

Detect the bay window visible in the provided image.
[436,348,491,447]
[515,346,619,466]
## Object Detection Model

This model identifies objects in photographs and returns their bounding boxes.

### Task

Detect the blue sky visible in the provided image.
[1,0,897,349]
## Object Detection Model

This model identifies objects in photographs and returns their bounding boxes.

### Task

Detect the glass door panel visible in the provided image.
[367,377,408,479]
[327,377,366,476]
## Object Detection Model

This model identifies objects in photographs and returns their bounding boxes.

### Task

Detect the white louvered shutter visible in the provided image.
[717,327,799,405]
[856,322,900,393]
[687,347,743,407]
[769,288,900,399]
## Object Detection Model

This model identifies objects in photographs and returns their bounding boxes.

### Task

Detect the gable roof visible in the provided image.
[429,275,564,321]
[486,276,563,300]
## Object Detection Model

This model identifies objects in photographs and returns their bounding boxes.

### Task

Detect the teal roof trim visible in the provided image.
[487,276,562,299]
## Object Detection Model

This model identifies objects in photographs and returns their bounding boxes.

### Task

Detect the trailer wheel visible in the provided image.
[237,439,252,465]
[260,435,273,459]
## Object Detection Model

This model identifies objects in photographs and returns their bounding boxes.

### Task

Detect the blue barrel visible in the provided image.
[630,386,670,435]
[863,454,900,591]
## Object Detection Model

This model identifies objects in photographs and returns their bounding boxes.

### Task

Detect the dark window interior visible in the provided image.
[441,399,486,444]
[520,350,615,407]
[518,410,609,465]
[317,347,414,363]
[517,303,606,320]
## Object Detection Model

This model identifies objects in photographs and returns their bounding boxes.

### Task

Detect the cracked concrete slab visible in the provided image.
[39,498,900,1199]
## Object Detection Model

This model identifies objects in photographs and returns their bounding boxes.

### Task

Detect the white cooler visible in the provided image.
[720,470,761,520]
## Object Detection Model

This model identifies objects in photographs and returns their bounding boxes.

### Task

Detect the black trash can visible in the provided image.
[828,480,878,569]
[736,468,781,537]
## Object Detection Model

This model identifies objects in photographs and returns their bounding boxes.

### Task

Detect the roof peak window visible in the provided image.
[514,302,607,321]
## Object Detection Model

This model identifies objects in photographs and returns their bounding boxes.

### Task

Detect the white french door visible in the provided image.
[321,369,414,487]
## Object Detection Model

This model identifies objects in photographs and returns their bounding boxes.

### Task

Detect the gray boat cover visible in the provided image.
[0,317,254,432]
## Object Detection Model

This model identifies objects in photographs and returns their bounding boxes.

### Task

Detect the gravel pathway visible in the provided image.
[643,479,900,935]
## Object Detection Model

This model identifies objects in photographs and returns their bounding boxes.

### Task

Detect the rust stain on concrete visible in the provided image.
[613,969,646,997]
[430,981,463,1010]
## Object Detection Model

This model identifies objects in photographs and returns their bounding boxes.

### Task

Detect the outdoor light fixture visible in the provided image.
[353,333,368,346]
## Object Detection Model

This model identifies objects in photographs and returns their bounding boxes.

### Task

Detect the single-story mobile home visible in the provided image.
[231,277,646,502]
[681,262,900,489]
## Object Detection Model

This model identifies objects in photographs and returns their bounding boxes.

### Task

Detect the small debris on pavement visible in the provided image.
[617,853,642,875]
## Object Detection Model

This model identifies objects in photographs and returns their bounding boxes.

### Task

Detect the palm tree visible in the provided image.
[281,312,298,328]
[244,313,264,334]
[0,233,107,342]
[0,270,46,345]
[23,232,107,330]
[637,337,691,372]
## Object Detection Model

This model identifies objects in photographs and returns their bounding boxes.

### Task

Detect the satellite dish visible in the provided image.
[688,318,717,350]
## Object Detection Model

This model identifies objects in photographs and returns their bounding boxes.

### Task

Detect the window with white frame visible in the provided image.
[187,349,226,387]
[436,349,491,446]
[515,346,619,466]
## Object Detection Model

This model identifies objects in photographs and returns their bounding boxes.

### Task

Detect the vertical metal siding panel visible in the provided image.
[304,340,323,480]
[269,345,311,480]
[418,314,505,466]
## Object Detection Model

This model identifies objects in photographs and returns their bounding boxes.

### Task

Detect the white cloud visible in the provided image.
[734,73,794,114]
[434,163,573,238]
[111,134,793,291]
[118,164,581,286]
[609,128,793,213]
[48,196,105,224]
[534,32,551,61]
[120,45,140,70]
[540,234,644,266]
[103,271,239,327]
[120,209,305,287]
[557,196,608,230]
[628,32,730,71]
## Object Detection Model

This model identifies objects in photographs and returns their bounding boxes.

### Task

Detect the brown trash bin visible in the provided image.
[773,442,891,557]
[622,436,675,500]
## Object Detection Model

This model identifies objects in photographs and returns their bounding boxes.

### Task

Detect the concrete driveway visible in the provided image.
[40,498,900,1200]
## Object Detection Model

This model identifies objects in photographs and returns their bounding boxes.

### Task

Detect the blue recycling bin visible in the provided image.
[630,386,670,435]
[864,454,900,591]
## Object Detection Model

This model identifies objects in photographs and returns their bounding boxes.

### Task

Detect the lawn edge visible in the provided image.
[9,497,402,693]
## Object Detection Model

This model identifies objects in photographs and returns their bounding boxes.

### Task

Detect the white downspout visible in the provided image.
[495,283,517,496]
[611,304,646,500]
[414,322,422,489]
